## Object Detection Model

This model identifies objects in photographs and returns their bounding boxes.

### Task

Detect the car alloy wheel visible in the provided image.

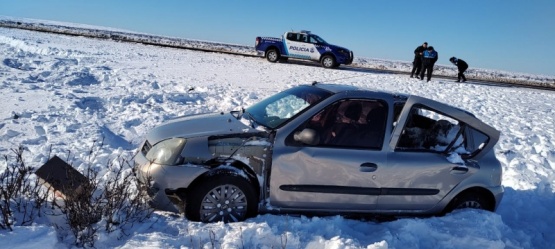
[199,184,248,222]
[266,49,279,62]
[187,173,257,223]
[455,200,482,209]
[445,192,492,214]
[321,55,336,68]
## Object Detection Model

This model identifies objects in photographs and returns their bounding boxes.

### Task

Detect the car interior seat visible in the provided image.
[328,102,362,146]
[343,102,362,123]
[361,106,388,148]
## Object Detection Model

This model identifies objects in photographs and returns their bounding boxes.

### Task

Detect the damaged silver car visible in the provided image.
[133,83,503,222]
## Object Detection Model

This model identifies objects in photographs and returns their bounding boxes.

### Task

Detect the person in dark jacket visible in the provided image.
[449,57,468,82]
[410,42,427,78]
[420,46,438,82]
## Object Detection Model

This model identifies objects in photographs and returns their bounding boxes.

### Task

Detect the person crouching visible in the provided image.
[449,57,469,82]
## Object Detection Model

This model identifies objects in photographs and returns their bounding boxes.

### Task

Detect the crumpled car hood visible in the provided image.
[145,112,256,144]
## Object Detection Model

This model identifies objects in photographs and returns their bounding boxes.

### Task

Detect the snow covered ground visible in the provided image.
[2,16,555,87]
[0,25,554,249]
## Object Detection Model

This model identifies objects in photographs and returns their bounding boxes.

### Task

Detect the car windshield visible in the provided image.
[310,34,327,44]
[245,85,332,129]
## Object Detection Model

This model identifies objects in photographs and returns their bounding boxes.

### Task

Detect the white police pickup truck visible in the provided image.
[255,31,353,68]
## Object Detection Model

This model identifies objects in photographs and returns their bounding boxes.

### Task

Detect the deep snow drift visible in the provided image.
[0,26,554,249]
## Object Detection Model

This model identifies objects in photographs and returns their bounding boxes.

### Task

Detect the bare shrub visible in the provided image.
[101,156,153,236]
[0,146,48,231]
[1,141,153,248]
[51,161,102,247]
[49,150,154,247]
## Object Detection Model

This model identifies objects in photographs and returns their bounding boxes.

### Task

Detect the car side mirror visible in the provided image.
[293,128,320,145]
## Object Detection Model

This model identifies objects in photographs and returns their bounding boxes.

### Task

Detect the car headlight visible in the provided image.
[338,49,349,55]
[145,138,186,165]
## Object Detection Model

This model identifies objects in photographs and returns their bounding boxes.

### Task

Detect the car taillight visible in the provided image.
[255,37,261,47]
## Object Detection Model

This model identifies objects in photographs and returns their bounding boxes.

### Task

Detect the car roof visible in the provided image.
[312,83,472,116]
[311,82,409,101]
[286,30,312,34]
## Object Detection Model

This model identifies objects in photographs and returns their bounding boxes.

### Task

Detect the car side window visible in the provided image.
[308,35,318,44]
[298,34,307,43]
[301,99,388,149]
[396,105,463,153]
[286,33,298,41]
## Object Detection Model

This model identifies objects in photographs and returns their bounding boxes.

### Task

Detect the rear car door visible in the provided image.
[375,96,497,211]
[269,98,391,211]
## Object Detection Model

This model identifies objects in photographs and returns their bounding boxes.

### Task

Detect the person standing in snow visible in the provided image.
[449,57,468,82]
[420,46,438,82]
[410,42,427,78]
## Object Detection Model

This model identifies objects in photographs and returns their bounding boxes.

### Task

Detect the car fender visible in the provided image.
[266,44,284,56]
[319,51,336,61]
[434,179,503,213]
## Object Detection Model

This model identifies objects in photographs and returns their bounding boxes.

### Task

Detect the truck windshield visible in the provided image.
[310,34,327,44]
[245,85,332,129]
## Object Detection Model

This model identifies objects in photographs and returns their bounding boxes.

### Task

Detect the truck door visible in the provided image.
[284,32,320,60]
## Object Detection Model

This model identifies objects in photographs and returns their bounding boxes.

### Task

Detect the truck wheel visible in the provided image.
[186,174,257,223]
[321,55,336,68]
[266,49,280,63]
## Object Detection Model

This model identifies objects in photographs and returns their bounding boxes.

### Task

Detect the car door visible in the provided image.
[283,32,319,60]
[375,96,480,211]
[269,99,390,211]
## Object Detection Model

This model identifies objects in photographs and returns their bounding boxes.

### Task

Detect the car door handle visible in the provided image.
[360,163,378,172]
[450,166,469,174]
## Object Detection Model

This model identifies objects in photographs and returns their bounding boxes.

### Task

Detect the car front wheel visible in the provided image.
[266,49,280,63]
[186,174,257,223]
[321,55,336,68]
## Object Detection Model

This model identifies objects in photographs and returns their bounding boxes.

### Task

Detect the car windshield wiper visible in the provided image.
[231,108,269,129]
[242,110,267,129]
[242,110,257,128]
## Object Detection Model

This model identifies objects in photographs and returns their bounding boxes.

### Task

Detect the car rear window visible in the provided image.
[396,105,489,158]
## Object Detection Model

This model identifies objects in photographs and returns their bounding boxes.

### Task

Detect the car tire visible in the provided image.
[266,48,280,63]
[186,173,257,223]
[321,55,336,68]
[445,192,492,213]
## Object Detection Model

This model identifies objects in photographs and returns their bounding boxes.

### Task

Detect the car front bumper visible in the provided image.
[134,146,209,213]
[337,51,354,65]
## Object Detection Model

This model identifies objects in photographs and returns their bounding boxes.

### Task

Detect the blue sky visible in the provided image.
[2,0,554,76]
